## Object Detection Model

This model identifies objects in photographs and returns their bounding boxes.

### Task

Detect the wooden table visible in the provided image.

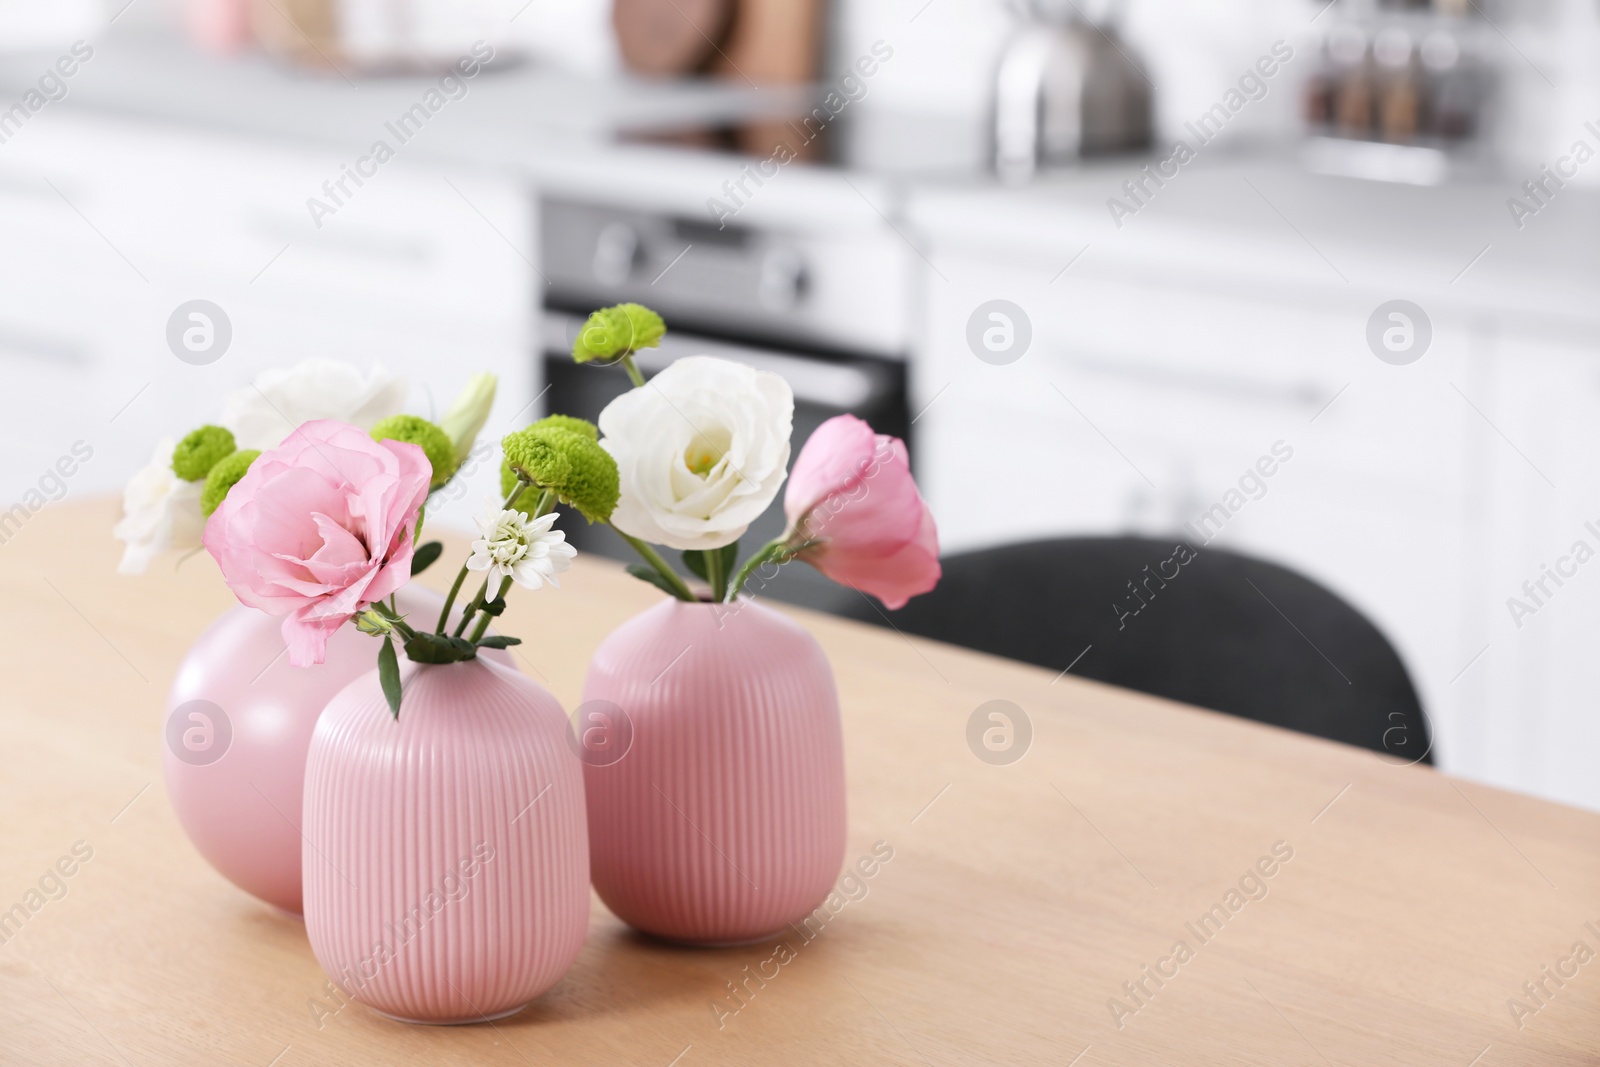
[3,499,1599,1066]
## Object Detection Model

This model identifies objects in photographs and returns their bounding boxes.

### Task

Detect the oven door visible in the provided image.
[538,311,910,614]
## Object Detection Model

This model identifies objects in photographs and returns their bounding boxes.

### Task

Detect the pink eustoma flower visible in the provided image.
[783,414,940,610]
[202,419,431,666]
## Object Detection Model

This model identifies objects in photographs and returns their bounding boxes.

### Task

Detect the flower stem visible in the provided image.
[615,529,696,601]
[438,477,529,634]
[468,576,513,642]
[726,536,808,602]
[436,565,469,633]
[704,548,726,603]
[619,353,646,388]
[452,576,495,638]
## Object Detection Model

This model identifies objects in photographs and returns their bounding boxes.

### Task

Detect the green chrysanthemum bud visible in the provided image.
[371,414,457,490]
[502,425,619,522]
[500,415,601,511]
[571,303,665,363]
[499,456,535,513]
[530,413,599,440]
[200,449,260,517]
[172,425,236,482]
[501,433,570,497]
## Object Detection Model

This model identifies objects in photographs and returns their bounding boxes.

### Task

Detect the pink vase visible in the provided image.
[163,586,510,914]
[581,596,847,945]
[301,657,589,1023]
[184,0,252,54]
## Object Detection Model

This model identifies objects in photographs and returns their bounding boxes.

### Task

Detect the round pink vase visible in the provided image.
[163,585,505,914]
[581,596,847,945]
[302,657,589,1024]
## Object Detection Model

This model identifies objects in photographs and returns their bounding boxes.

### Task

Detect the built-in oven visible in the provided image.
[537,195,912,614]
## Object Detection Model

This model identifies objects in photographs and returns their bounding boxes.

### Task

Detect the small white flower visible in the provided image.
[466,505,576,590]
[113,438,205,575]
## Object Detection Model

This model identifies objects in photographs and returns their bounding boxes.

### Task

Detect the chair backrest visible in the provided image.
[842,536,1432,765]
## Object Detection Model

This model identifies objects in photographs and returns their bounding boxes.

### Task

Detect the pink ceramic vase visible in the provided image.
[184,0,252,54]
[164,586,509,914]
[302,657,589,1023]
[581,596,847,945]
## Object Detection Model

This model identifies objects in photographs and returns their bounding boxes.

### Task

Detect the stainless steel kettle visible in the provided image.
[993,0,1153,180]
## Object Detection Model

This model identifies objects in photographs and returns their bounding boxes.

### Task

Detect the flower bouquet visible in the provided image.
[123,360,512,914]
[135,362,640,1021]
[269,416,619,1023]
[559,303,941,944]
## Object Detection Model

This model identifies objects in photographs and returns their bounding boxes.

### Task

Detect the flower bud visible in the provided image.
[200,449,261,517]
[438,372,497,465]
[502,424,619,522]
[571,303,665,363]
[172,425,236,482]
[355,609,394,636]
[371,415,457,490]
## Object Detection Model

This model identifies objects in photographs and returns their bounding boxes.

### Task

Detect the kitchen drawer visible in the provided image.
[4,113,530,322]
[0,113,535,535]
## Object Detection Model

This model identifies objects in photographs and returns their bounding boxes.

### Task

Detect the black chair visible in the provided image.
[843,537,1432,765]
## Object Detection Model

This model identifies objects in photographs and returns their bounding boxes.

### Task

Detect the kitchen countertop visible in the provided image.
[905,156,1600,341]
[11,21,1600,312]
[0,23,899,230]
[4,497,1600,1065]
[0,24,767,162]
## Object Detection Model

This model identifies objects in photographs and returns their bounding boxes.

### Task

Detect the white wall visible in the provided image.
[832,0,1309,144]
[832,0,1600,171]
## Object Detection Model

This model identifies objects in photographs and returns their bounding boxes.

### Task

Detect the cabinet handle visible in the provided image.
[1071,354,1329,410]
[0,323,89,365]
[246,214,435,265]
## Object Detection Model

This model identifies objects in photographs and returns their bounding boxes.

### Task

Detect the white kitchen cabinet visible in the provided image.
[1467,331,1600,810]
[0,111,533,533]
[910,224,1514,803]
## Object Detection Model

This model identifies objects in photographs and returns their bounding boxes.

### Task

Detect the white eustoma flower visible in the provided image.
[219,359,408,450]
[466,505,576,590]
[599,355,794,551]
[113,438,206,575]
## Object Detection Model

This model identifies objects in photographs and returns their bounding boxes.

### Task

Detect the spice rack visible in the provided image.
[1300,0,1498,183]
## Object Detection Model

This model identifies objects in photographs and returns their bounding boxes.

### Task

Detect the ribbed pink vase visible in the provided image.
[163,585,506,914]
[581,596,846,945]
[302,657,588,1024]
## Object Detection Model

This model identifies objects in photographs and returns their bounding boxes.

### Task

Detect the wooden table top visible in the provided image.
[3,498,1599,1066]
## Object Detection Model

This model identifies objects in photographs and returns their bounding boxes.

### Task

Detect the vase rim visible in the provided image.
[673,593,753,607]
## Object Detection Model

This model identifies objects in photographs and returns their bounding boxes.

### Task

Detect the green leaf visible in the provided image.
[682,542,737,585]
[411,541,444,576]
[475,635,522,649]
[627,563,685,598]
[378,637,403,718]
[404,632,473,664]
[480,595,507,618]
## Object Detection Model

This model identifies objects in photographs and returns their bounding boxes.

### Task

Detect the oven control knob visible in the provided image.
[593,222,642,285]
[758,247,808,311]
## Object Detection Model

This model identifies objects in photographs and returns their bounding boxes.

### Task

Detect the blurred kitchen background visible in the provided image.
[3,0,1600,810]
